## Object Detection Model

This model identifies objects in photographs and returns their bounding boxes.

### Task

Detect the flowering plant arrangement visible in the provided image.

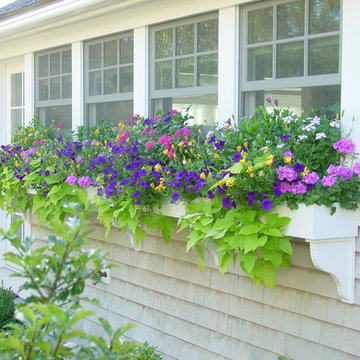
[1,101,359,288]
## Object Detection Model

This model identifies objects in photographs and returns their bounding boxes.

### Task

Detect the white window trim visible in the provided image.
[241,0,341,92]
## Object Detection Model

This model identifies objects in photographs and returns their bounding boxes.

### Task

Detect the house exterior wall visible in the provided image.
[28,214,360,360]
[1,0,360,359]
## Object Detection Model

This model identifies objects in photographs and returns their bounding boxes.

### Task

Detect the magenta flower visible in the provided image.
[290,182,307,194]
[303,172,319,185]
[279,182,291,193]
[353,162,360,175]
[148,130,158,135]
[76,155,83,163]
[57,124,64,128]
[168,109,179,116]
[65,175,77,186]
[146,141,155,150]
[158,134,173,145]
[333,139,355,154]
[276,166,298,182]
[321,176,337,187]
[141,127,150,137]
[118,131,131,143]
[39,139,45,144]
[77,176,92,188]
[82,140,88,146]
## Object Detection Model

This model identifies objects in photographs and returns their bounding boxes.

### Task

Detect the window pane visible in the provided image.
[309,0,340,34]
[153,94,218,125]
[104,68,117,94]
[277,0,304,39]
[155,61,172,89]
[119,66,133,93]
[62,75,72,99]
[245,85,340,118]
[41,105,72,129]
[11,109,23,133]
[11,73,22,107]
[50,77,61,100]
[89,43,102,69]
[248,8,273,44]
[62,50,71,74]
[176,24,194,55]
[89,70,102,96]
[156,29,173,59]
[39,79,48,100]
[309,36,339,75]
[248,46,272,81]
[197,19,218,52]
[119,36,134,64]
[277,42,304,78]
[50,53,61,76]
[39,55,48,77]
[197,54,217,86]
[176,57,194,88]
[104,40,118,67]
[88,100,133,127]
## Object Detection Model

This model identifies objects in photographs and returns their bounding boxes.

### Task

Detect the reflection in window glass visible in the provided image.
[197,19,218,52]
[248,46,272,81]
[244,85,340,118]
[155,61,172,90]
[176,24,194,55]
[50,53,61,76]
[38,105,72,129]
[104,68,118,94]
[248,7,273,44]
[309,36,339,75]
[104,40,118,67]
[153,94,218,126]
[11,109,23,133]
[176,57,194,88]
[156,29,173,59]
[119,66,133,93]
[277,0,304,39]
[277,42,304,78]
[197,54,217,86]
[11,73,22,107]
[309,0,340,34]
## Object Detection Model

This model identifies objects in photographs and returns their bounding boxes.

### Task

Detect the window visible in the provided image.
[242,0,340,116]
[85,32,134,127]
[10,72,24,133]
[151,14,218,125]
[35,47,72,128]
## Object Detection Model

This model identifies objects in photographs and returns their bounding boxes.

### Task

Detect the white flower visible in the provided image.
[283,116,294,124]
[277,144,285,149]
[315,132,327,140]
[301,124,315,132]
[330,120,341,128]
[312,116,321,125]
[298,135,308,140]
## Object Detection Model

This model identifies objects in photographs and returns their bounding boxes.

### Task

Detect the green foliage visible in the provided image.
[179,200,291,288]
[0,281,16,329]
[0,205,162,359]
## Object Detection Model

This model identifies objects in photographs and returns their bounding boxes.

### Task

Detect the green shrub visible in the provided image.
[0,281,16,329]
[0,204,162,359]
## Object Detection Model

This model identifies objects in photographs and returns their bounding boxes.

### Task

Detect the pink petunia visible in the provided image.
[353,162,360,175]
[57,124,64,128]
[146,141,155,150]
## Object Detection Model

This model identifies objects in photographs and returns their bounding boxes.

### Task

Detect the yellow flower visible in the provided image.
[171,144,175,149]
[94,129,100,135]
[208,172,212,178]
[246,166,253,174]
[336,113,339,119]
[236,146,241,152]
[240,159,245,165]
[259,171,265,177]
[95,141,100,146]
[249,173,254,178]
[265,154,274,166]
[284,156,292,164]
[104,140,108,145]
[76,164,80,169]
[191,139,196,144]
[198,128,202,134]
[214,153,219,158]
[150,183,155,188]
[163,149,169,155]
[200,172,206,179]
[341,109,345,117]
[154,164,162,172]
[301,167,309,176]
[178,141,184,148]
[244,142,248,148]
[226,177,235,187]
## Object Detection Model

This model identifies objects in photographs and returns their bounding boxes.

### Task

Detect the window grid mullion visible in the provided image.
[273,4,277,79]
[304,0,309,76]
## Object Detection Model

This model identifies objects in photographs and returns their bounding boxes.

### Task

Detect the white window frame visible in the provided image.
[150,13,219,105]
[241,0,341,92]
[84,31,134,126]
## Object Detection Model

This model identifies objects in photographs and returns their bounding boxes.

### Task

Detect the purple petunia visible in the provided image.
[171,192,180,202]
[65,175,77,186]
[321,176,337,187]
[333,139,355,154]
[280,135,291,141]
[132,190,141,198]
[207,190,215,199]
[78,176,92,188]
[232,152,242,163]
[293,163,305,173]
[222,196,232,210]
[260,199,273,211]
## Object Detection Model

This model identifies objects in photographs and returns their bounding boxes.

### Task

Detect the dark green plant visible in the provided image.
[0,281,16,329]
[0,203,162,359]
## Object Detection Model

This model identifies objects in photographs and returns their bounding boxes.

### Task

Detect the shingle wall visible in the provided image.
[30,217,360,360]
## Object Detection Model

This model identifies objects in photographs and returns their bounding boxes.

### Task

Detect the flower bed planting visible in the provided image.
[1,100,360,288]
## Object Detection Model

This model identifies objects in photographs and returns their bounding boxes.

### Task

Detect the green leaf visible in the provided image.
[263,250,283,268]
[3,337,24,351]
[98,208,114,229]
[214,212,235,231]
[239,222,264,235]
[276,237,292,255]
[186,231,203,252]
[228,162,244,174]
[235,210,257,224]
[255,261,277,289]
[263,228,283,237]
[240,251,257,274]
[135,227,147,246]
[219,252,233,274]
[265,213,291,228]
[243,235,267,253]
[156,215,175,243]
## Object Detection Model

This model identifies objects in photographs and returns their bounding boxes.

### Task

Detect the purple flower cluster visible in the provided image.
[333,139,355,154]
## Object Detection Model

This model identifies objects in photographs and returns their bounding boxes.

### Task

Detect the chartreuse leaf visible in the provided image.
[262,249,283,268]
[276,236,292,255]
[239,222,264,235]
[228,162,244,174]
[218,252,233,274]
[186,231,203,252]
[135,226,147,246]
[240,251,257,274]
[265,213,291,228]
[156,215,175,243]
[243,235,267,254]
[255,261,277,289]
[235,209,257,224]
[263,228,283,237]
